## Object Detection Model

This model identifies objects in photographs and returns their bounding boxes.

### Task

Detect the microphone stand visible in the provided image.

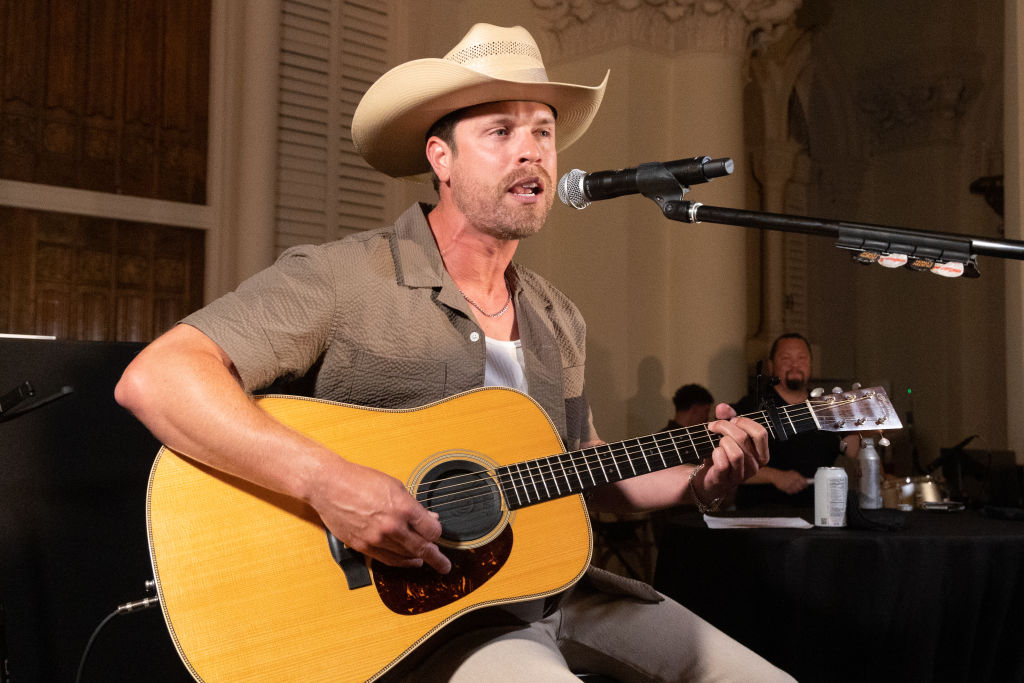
[631,160,1024,275]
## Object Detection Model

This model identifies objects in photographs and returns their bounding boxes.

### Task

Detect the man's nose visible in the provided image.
[517,133,542,163]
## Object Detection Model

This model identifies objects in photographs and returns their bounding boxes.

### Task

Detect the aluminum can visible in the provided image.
[814,466,848,527]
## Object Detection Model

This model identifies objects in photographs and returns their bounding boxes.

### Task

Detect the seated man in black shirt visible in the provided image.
[661,383,714,431]
[732,333,858,508]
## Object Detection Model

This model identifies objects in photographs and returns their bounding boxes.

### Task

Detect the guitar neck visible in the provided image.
[498,407,800,511]
[496,384,901,511]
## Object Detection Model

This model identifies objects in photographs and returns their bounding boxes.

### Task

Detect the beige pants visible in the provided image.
[409,578,795,683]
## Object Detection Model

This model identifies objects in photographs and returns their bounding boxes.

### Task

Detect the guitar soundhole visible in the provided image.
[415,459,503,543]
[372,525,513,615]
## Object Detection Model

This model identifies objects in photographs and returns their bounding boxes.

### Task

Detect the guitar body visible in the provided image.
[147,388,592,682]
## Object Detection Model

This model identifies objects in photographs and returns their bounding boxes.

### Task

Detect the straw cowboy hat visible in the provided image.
[352,23,609,179]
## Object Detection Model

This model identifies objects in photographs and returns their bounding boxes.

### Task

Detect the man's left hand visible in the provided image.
[698,403,770,499]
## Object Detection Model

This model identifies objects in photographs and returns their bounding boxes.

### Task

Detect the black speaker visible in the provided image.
[0,338,191,682]
[980,450,1023,508]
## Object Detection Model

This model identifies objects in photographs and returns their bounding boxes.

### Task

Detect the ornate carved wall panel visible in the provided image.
[0,206,204,341]
[0,0,210,203]
[532,0,800,58]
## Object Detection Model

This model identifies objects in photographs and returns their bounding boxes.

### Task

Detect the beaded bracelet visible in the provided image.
[689,461,724,514]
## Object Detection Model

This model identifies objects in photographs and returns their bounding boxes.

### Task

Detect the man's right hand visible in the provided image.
[116,324,452,574]
[309,458,452,574]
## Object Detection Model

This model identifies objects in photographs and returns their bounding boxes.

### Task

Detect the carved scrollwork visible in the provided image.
[857,70,975,144]
[533,0,800,57]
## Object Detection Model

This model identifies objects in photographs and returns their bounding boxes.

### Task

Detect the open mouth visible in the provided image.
[509,178,543,198]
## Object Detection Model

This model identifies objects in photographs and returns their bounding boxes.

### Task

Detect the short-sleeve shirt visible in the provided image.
[182,202,597,449]
[182,202,658,618]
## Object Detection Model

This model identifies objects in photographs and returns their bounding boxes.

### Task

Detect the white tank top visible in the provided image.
[483,337,528,393]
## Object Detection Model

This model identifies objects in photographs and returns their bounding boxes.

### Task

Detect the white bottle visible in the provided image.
[859,437,883,509]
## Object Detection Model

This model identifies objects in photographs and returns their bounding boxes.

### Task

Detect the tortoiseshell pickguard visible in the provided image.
[372,526,513,615]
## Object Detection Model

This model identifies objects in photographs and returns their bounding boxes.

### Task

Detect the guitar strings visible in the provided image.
[409,395,875,513]
[413,403,829,512]
[413,399,850,512]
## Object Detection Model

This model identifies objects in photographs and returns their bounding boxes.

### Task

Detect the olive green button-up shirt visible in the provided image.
[183,202,597,450]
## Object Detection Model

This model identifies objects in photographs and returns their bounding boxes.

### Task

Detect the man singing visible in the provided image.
[117,23,792,681]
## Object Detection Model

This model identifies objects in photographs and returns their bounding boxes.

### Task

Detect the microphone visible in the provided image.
[558,156,734,209]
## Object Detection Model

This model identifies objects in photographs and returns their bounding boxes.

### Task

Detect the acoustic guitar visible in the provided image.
[146,385,899,681]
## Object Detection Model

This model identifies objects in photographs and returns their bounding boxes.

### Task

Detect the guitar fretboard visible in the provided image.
[496,409,805,510]
[425,387,896,513]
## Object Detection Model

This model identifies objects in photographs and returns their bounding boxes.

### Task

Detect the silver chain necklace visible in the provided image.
[458,286,512,318]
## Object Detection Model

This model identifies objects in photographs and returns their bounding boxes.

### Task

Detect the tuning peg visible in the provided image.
[832,386,843,394]
[851,382,862,390]
[879,436,891,447]
[810,387,824,398]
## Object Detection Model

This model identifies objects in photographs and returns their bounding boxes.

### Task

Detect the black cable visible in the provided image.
[75,595,159,683]
[74,609,119,683]
[2,599,11,683]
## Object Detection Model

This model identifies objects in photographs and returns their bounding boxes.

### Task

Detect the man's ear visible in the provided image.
[426,136,453,185]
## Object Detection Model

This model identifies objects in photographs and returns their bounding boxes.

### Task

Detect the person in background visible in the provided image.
[731,332,858,508]
[661,383,714,431]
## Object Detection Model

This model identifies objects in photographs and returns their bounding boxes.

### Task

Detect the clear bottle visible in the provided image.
[859,437,883,509]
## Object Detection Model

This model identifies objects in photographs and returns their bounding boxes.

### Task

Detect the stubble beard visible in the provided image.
[451,166,554,241]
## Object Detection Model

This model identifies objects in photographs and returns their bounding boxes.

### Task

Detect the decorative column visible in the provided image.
[532,0,801,411]
[749,29,812,359]
[205,0,280,301]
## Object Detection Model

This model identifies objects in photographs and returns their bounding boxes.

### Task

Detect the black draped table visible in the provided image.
[652,507,1024,683]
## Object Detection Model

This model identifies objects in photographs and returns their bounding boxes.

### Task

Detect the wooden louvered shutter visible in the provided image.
[276,0,388,252]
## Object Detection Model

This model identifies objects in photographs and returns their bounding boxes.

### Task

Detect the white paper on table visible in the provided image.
[703,514,813,529]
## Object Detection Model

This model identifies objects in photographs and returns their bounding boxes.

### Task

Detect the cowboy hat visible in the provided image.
[352,23,609,179]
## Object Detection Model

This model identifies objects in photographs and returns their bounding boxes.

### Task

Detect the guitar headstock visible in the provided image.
[809,385,903,433]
